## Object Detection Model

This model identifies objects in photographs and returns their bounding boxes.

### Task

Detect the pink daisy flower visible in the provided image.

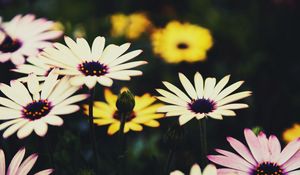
[0,147,53,175]
[208,128,300,175]
[0,14,62,65]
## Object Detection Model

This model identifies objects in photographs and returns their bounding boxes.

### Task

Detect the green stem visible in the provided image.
[118,112,127,175]
[164,148,175,175]
[199,118,208,166]
[88,88,100,173]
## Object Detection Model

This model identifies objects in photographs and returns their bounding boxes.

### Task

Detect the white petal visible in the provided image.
[0,118,23,130]
[11,53,25,65]
[190,164,201,175]
[0,149,5,175]
[210,75,230,99]
[51,86,79,105]
[179,73,197,99]
[162,81,191,102]
[33,120,48,137]
[42,115,63,126]
[0,107,22,120]
[170,170,184,175]
[157,105,187,112]
[27,74,40,100]
[97,76,113,87]
[17,122,34,139]
[50,105,80,115]
[69,76,86,87]
[3,120,28,138]
[214,81,244,101]
[217,91,252,106]
[76,38,92,60]
[194,72,204,98]
[55,94,88,108]
[16,153,38,175]
[84,76,97,89]
[207,113,223,120]
[202,164,217,175]
[214,109,236,116]
[203,77,216,99]
[34,169,54,175]
[0,97,22,110]
[156,89,188,105]
[41,70,59,99]
[218,103,249,110]
[179,114,195,125]
[108,50,142,67]
[91,36,105,60]
[108,61,147,72]
[7,147,26,175]
[156,96,188,107]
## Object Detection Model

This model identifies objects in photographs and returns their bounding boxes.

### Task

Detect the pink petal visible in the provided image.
[34,169,54,175]
[7,147,26,175]
[207,155,250,172]
[217,168,249,175]
[227,137,257,165]
[215,149,253,169]
[278,138,300,166]
[244,128,263,163]
[16,153,38,175]
[268,135,281,162]
[0,149,5,175]
[283,150,300,172]
[258,132,270,161]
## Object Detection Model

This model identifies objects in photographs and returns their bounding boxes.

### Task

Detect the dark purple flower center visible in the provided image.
[177,42,189,49]
[113,111,136,122]
[0,35,22,53]
[252,162,283,175]
[22,100,52,120]
[78,61,108,76]
[188,98,216,114]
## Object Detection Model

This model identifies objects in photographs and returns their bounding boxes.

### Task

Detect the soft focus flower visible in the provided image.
[283,124,300,143]
[0,14,63,65]
[208,128,300,175]
[39,36,147,89]
[156,72,251,125]
[12,55,53,82]
[110,13,152,40]
[0,70,88,139]
[170,164,217,175]
[0,147,53,175]
[83,88,164,135]
[151,21,213,63]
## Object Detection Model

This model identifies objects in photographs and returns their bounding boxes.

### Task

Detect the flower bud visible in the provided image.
[116,89,135,114]
[252,126,264,136]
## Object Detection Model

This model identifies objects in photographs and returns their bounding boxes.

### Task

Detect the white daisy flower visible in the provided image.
[0,147,53,175]
[0,14,63,65]
[39,36,147,89]
[156,72,251,125]
[171,164,217,175]
[0,70,88,139]
[12,56,53,82]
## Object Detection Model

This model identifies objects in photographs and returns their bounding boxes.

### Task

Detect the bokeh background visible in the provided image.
[0,0,300,174]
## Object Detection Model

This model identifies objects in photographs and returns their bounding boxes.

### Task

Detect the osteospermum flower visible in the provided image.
[110,13,152,40]
[171,164,217,175]
[0,147,53,175]
[151,21,213,63]
[12,56,53,82]
[283,124,300,143]
[39,36,147,89]
[0,70,88,139]
[156,72,251,125]
[208,128,300,175]
[0,14,62,65]
[83,88,164,135]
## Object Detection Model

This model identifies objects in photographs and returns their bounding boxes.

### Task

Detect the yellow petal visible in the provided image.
[104,88,117,107]
[133,114,164,123]
[143,120,160,127]
[127,122,143,131]
[134,94,156,111]
[136,103,164,115]
[107,122,120,135]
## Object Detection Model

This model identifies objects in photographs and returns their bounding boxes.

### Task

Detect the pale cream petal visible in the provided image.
[7,147,26,175]
[162,81,191,102]
[190,164,201,175]
[0,107,22,120]
[69,76,86,87]
[91,36,105,60]
[27,74,40,100]
[55,94,88,108]
[207,113,223,120]
[217,91,252,106]
[166,110,191,117]
[10,80,32,105]
[157,105,187,112]
[108,50,142,67]
[0,97,22,110]
[109,61,147,72]
[156,96,188,107]
[76,38,92,60]
[203,77,216,99]
[42,115,63,126]
[84,76,97,89]
[17,122,34,139]
[3,120,28,138]
[0,118,23,130]
[179,114,195,125]
[97,76,113,87]
[41,70,59,99]
[214,109,236,116]
[50,105,79,115]
[102,43,131,65]
[202,164,217,175]
[218,103,249,110]
[194,72,204,98]
[156,89,187,105]
[179,73,197,99]
[214,81,244,101]
[210,75,230,100]
[33,120,48,137]
[170,170,184,175]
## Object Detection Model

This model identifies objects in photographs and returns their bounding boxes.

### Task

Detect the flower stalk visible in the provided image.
[88,88,100,173]
[199,118,208,166]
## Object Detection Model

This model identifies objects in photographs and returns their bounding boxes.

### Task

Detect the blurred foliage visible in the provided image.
[0,0,300,174]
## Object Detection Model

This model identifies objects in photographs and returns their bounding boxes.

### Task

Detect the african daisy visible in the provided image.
[171,164,217,175]
[0,147,53,175]
[0,70,88,139]
[39,36,147,89]
[208,128,300,175]
[156,72,251,125]
[0,14,62,65]
[83,88,164,135]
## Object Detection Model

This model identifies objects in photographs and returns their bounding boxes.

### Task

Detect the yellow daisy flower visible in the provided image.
[110,13,152,40]
[83,88,164,135]
[151,21,213,63]
[283,124,300,143]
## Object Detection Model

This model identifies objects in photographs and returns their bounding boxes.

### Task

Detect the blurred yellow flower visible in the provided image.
[83,88,164,135]
[151,21,213,63]
[283,124,300,143]
[110,13,152,40]
[52,21,65,32]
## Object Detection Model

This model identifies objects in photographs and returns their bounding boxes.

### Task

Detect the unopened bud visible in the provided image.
[252,126,264,136]
[116,89,135,114]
